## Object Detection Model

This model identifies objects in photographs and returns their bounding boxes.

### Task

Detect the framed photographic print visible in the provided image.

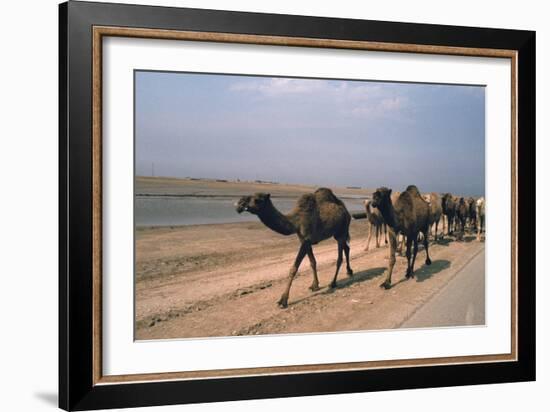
[59,1,535,410]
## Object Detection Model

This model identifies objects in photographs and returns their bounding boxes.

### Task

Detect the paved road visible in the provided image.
[400,249,485,328]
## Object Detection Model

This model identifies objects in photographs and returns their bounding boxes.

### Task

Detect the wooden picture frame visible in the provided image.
[59,1,535,410]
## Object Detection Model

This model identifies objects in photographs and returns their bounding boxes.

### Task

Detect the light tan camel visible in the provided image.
[423,192,443,241]
[363,200,387,251]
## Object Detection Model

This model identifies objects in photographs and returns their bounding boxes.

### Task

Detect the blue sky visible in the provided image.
[135,71,485,196]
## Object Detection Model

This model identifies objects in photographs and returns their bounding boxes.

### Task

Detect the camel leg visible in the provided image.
[405,236,413,278]
[482,216,485,239]
[435,219,439,241]
[329,241,344,288]
[343,241,353,276]
[381,231,397,289]
[396,234,402,255]
[481,217,484,239]
[409,237,419,278]
[306,245,320,292]
[477,216,484,241]
[424,230,432,265]
[365,223,373,251]
[375,225,380,248]
[278,242,308,308]
[384,224,388,244]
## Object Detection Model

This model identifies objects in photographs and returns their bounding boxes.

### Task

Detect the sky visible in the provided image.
[135,71,485,196]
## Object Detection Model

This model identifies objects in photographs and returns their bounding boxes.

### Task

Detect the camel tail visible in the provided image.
[352,212,367,220]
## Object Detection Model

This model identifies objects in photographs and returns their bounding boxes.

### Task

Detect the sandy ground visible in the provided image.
[135,219,485,340]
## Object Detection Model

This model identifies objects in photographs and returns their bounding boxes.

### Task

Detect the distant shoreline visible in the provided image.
[134,177,369,228]
[135,175,374,198]
[135,193,370,200]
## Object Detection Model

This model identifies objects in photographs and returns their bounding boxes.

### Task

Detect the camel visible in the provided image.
[391,191,406,255]
[423,192,443,241]
[235,188,353,308]
[353,200,387,251]
[467,197,477,230]
[476,197,485,241]
[441,193,457,236]
[371,185,432,289]
[354,194,401,253]
[456,197,468,241]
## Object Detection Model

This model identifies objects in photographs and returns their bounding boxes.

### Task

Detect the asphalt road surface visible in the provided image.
[400,249,485,328]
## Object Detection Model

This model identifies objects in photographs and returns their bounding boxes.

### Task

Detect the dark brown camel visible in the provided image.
[235,188,353,308]
[456,197,468,240]
[371,185,432,289]
[423,192,443,241]
[476,197,485,241]
[467,197,477,230]
[441,193,457,236]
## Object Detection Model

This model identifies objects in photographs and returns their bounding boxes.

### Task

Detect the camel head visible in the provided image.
[441,192,452,209]
[364,199,373,215]
[235,193,271,215]
[371,187,392,210]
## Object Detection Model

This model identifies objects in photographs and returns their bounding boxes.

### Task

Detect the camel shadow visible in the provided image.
[434,237,453,247]
[454,234,477,243]
[413,259,451,282]
[329,266,387,291]
[290,267,386,306]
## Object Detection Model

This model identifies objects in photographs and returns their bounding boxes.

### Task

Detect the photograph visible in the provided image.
[134,71,486,340]
[54,1,536,410]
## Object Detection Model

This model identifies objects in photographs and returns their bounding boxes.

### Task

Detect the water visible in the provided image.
[135,196,366,227]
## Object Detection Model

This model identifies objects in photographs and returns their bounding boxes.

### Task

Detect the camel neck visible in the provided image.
[365,202,372,219]
[257,201,297,236]
[378,200,398,230]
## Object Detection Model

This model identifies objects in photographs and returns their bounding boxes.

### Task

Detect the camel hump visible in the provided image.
[397,190,414,208]
[296,193,317,212]
[314,187,343,205]
[405,185,421,196]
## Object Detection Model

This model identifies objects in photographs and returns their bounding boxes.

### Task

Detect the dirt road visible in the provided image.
[135,220,485,340]
[401,249,485,328]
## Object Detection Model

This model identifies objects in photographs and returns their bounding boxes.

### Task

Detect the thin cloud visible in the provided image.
[349,96,409,119]
[229,78,382,101]
[229,78,325,95]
